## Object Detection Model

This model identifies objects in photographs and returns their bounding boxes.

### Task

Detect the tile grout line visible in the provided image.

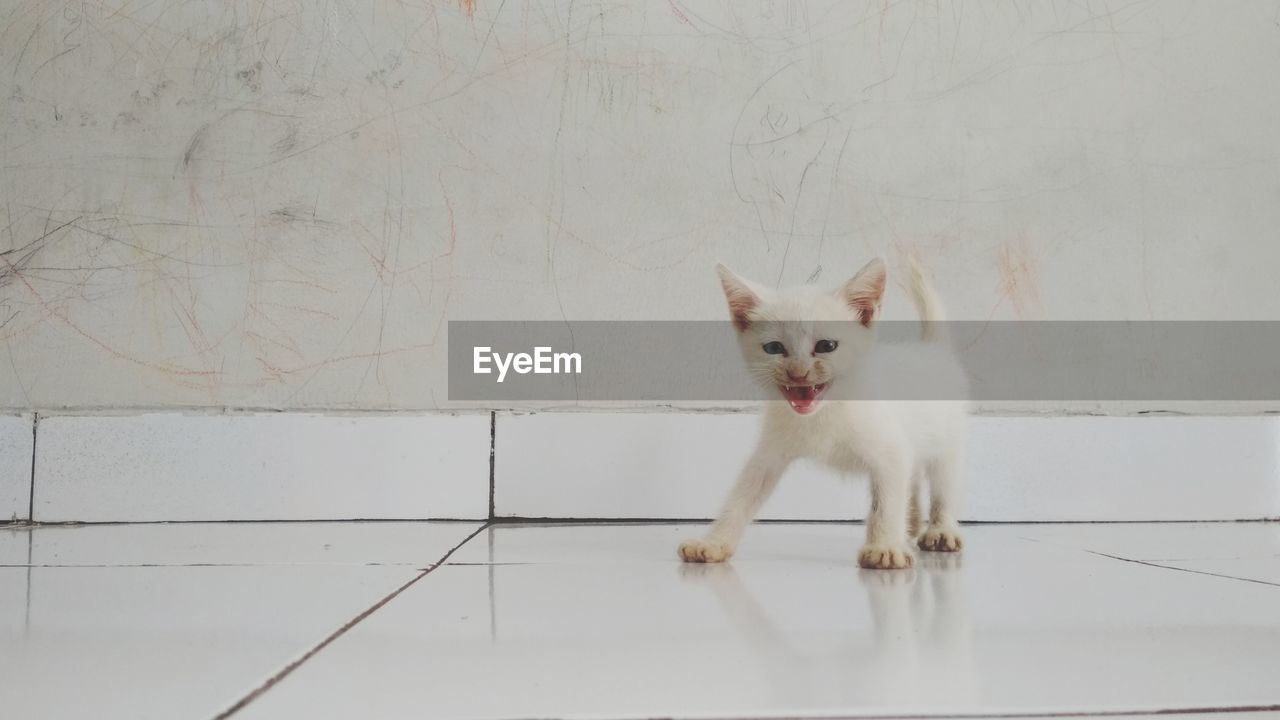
[210,521,493,720]
[1085,549,1280,589]
[486,517,1280,526]
[434,704,1280,720]
[3,518,1277,530]
[1,518,486,527]
[488,411,496,520]
[752,704,1280,719]
[27,412,37,522]
[0,562,459,569]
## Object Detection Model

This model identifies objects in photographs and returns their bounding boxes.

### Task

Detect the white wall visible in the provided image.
[3,1,1280,412]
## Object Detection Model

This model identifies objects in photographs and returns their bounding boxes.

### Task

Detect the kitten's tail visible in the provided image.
[906,258,947,343]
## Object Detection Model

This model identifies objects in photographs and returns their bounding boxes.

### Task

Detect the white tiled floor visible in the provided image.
[3,521,1280,720]
[0,522,483,719]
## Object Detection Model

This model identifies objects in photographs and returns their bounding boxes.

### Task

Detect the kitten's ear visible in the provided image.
[716,263,763,331]
[841,257,886,327]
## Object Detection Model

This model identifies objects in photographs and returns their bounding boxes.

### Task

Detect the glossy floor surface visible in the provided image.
[2,521,1279,720]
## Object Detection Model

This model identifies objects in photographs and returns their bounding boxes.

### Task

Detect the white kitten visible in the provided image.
[678,258,969,569]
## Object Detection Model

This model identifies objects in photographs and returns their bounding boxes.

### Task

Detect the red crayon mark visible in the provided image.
[668,0,692,26]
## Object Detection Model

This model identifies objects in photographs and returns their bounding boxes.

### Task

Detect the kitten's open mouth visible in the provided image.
[779,382,829,415]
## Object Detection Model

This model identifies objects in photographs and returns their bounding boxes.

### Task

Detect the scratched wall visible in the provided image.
[2,1,1279,411]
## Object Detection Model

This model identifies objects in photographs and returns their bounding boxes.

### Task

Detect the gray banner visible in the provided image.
[448,321,1280,402]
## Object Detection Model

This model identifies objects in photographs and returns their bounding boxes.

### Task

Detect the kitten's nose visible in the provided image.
[786,369,810,383]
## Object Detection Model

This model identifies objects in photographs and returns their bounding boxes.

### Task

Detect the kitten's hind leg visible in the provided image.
[907,475,924,540]
[678,448,789,563]
[919,447,964,553]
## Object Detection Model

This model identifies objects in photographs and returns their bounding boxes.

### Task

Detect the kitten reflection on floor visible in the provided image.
[678,554,978,707]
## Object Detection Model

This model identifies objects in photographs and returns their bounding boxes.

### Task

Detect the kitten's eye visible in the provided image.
[814,339,838,354]
[762,341,787,355]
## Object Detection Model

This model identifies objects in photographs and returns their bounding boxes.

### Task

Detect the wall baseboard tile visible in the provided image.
[32,413,491,522]
[495,413,1280,522]
[1,414,35,522]
[16,411,1280,523]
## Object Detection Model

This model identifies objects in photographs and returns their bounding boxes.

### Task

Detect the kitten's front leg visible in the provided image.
[919,446,964,553]
[860,454,916,570]
[678,447,789,563]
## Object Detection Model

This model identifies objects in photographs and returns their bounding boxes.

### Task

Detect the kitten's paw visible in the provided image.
[918,526,963,552]
[858,543,915,570]
[678,538,733,563]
